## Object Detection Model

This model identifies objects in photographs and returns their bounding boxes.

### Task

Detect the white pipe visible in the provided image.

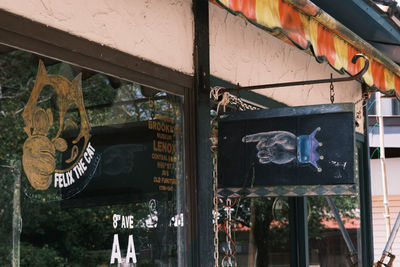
[376,92,391,240]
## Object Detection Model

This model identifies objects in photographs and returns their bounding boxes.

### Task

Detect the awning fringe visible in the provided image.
[211,0,400,99]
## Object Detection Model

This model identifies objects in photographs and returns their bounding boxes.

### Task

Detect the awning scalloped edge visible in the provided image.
[211,0,400,99]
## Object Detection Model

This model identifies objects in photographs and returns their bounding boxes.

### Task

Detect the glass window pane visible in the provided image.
[218,197,290,266]
[0,46,185,266]
[308,195,360,266]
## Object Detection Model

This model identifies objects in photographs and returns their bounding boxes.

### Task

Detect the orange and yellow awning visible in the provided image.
[211,0,400,98]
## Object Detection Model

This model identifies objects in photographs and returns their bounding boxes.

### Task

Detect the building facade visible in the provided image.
[1,0,399,266]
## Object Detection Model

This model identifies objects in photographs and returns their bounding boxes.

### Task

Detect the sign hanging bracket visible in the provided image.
[216,54,369,94]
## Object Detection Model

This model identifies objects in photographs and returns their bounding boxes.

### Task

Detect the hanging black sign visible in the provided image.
[218,103,356,191]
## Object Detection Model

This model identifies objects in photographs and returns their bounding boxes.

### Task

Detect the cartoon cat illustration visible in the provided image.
[22,60,91,190]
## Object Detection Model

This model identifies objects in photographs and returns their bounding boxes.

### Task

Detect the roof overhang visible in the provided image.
[311,0,400,65]
[211,0,400,99]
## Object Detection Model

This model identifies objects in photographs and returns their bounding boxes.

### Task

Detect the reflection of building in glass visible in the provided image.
[1,0,400,265]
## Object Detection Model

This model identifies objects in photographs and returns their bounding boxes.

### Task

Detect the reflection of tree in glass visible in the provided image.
[218,195,359,266]
[0,50,182,266]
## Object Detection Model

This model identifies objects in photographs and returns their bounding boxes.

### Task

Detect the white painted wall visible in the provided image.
[370,158,400,195]
[209,4,364,132]
[372,195,400,262]
[0,0,194,75]
[370,126,400,148]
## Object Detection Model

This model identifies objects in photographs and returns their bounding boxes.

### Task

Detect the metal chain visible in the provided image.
[223,199,234,267]
[220,198,239,267]
[210,87,257,267]
[330,74,335,104]
[210,86,259,112]
[210,87,221,267]
[212,147,219,267]
[228,94,259,111]
[354,90,369,125]
[227,200,232,266]
[354,90,369,106]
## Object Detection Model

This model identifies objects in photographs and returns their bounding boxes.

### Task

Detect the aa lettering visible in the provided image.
[110,234,137,264]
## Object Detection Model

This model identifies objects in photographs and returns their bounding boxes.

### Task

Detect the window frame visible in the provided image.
[0,9,197,266]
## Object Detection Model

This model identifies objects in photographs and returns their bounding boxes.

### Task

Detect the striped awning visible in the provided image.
[211,0,400,98]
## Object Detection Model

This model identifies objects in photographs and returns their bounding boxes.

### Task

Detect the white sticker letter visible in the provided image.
[126,235,137,263]
[110,234,122,264]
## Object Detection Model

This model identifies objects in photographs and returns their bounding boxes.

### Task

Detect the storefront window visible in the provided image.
[308,195,360,266]
[218,194,360,266]
[218,197,291,266]
[0,46,185,266]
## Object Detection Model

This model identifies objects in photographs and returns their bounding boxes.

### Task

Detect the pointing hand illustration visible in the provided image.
[242,131,297,165]
[242,128,322,171]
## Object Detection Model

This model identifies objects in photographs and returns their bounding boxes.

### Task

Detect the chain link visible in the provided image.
[210,87,257,267]
[228,94,259,111]
[212,149,219,267]
[354,90,369,127]
[330,74,335,104]
[223,199,234,267]
[210,88,220,266]
[354,90,369,107]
